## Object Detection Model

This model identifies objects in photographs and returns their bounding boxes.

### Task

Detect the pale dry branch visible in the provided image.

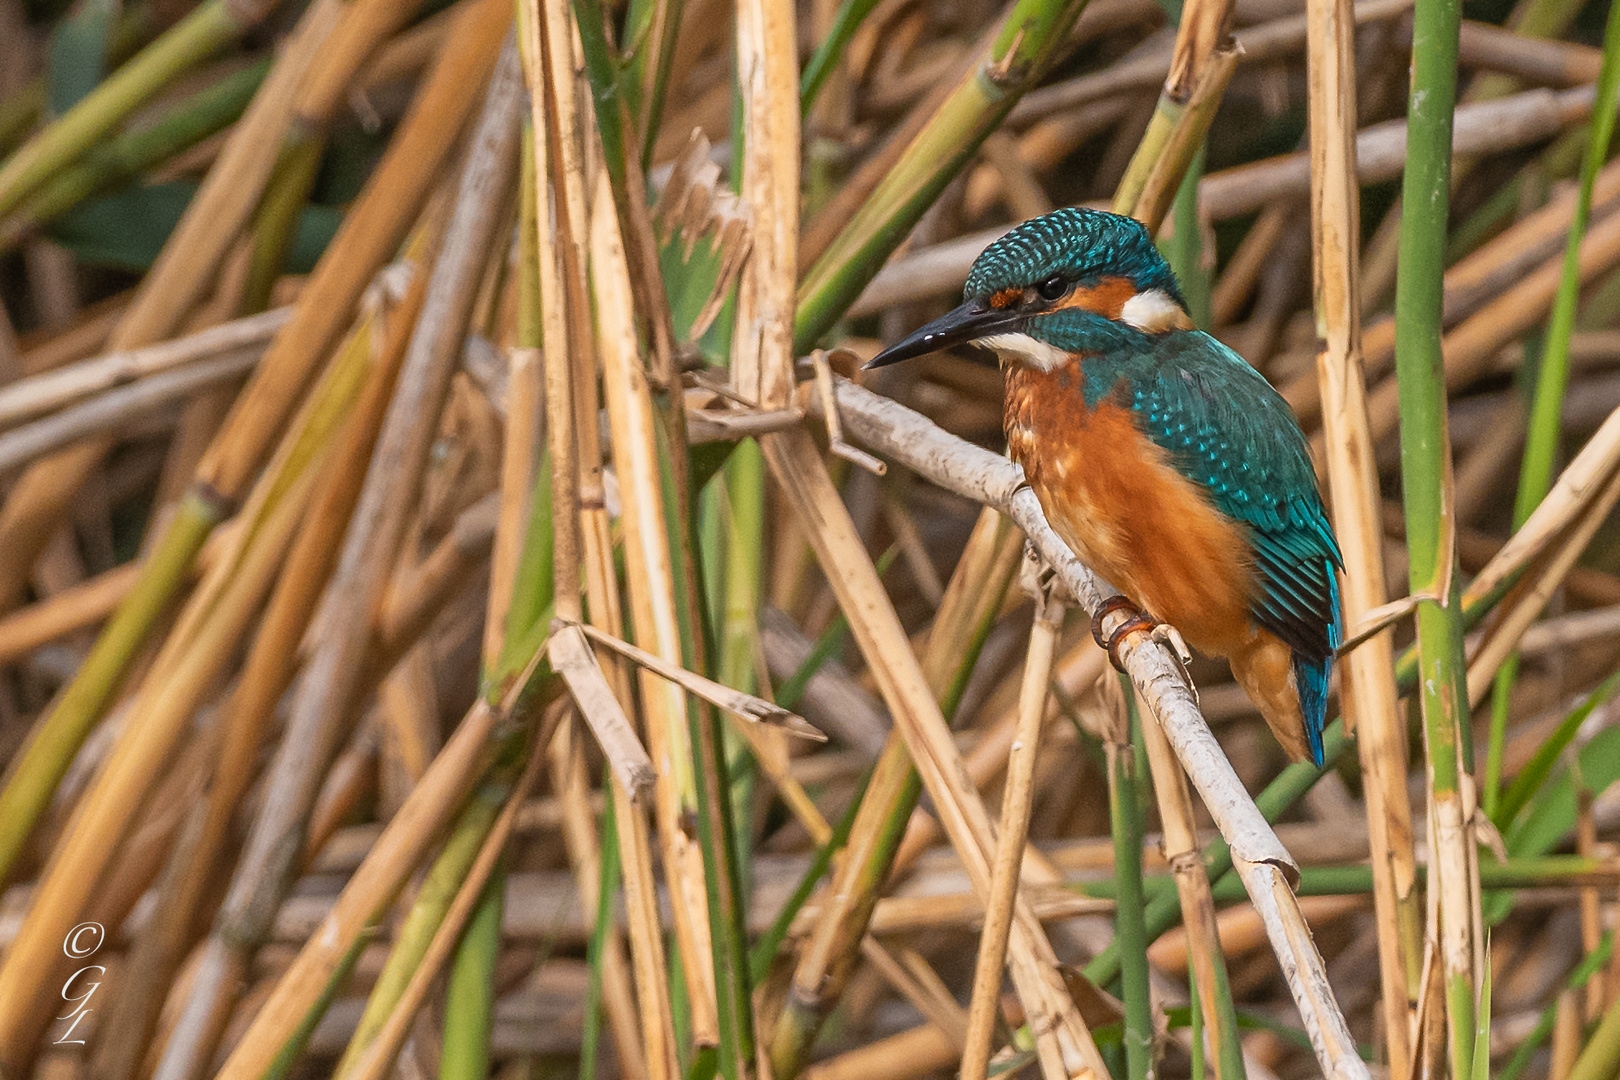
[0,346,260,473]
[0,307,288,429]
[1465,400,1620,606]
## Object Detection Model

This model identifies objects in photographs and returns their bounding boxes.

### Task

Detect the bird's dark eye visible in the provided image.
[1036,275,1068,301]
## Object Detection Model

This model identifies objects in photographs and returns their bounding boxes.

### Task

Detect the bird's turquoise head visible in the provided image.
[868,208,1191,370]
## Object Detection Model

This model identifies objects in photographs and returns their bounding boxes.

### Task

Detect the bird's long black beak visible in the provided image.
[863,300,1019,369]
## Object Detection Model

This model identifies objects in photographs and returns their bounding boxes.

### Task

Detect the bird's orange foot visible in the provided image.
[1090,596,1157,673]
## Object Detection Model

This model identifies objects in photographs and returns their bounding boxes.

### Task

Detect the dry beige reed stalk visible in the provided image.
[332,723,549,1080]
[150,47,523,1078]
[732,0,799,410]
[550,623,658,797]
[591,158,723,1049]
[1305,0,1420,1068]
[0,456,316,1070]
[0,0,349,610]
[0,307,289,428]
[1137,683,1239,1079]
[960,589,1063,1080]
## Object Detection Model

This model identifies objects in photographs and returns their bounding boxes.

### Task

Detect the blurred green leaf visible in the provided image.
[47,180,342,271]
[48,0,118,114]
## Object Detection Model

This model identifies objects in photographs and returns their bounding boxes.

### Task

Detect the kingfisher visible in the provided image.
[867,208,1343,765]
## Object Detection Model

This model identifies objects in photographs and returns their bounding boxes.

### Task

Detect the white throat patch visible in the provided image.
[1119,288,1189,333]
[976,331,1070,372]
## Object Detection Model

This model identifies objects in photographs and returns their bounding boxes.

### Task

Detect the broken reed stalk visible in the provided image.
[816,377,1370,1080]
[1306,0,1420,1068]
[1393,0,1483,1067]
[1110,0,1234,229]
[561,22,722,1061]
[521,0,679,1073]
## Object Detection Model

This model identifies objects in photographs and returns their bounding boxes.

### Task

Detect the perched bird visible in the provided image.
[867,208,1343,765]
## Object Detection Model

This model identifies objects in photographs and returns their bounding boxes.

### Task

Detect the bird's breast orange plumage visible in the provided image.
[1003,357,1315,761]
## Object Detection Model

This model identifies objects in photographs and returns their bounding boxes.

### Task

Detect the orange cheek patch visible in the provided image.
[989,288,1021,309]
[1055,276,1138,319]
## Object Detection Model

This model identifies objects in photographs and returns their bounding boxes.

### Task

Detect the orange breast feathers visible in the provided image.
[1004,362,1255,660]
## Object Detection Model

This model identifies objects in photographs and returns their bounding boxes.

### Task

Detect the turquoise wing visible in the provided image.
[1123,332,1344,665]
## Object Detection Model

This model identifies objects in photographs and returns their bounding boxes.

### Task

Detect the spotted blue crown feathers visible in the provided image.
[963,207,1188,309]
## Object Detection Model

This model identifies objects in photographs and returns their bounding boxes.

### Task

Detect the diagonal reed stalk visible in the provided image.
[0,0,284,221]
[765,510,1024,1079]
[0,56,270,252]
[151,46,523,1078]
[0,0,348,612]
[959,590,1063,1080]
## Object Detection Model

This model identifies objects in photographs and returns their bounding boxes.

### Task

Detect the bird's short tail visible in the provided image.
[1228,629,1334,767]
[1291,651,1331,768]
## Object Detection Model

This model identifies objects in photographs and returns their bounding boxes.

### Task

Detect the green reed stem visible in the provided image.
[1109,686,1153,1080]
[799,0,883,115]
[440,863,505,1080]
[0,490,218,889]
[1395,0,1475,1066]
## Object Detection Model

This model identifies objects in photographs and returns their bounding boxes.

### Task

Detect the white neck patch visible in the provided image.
[1119,288,1190,333]
[976,331,1071,372]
